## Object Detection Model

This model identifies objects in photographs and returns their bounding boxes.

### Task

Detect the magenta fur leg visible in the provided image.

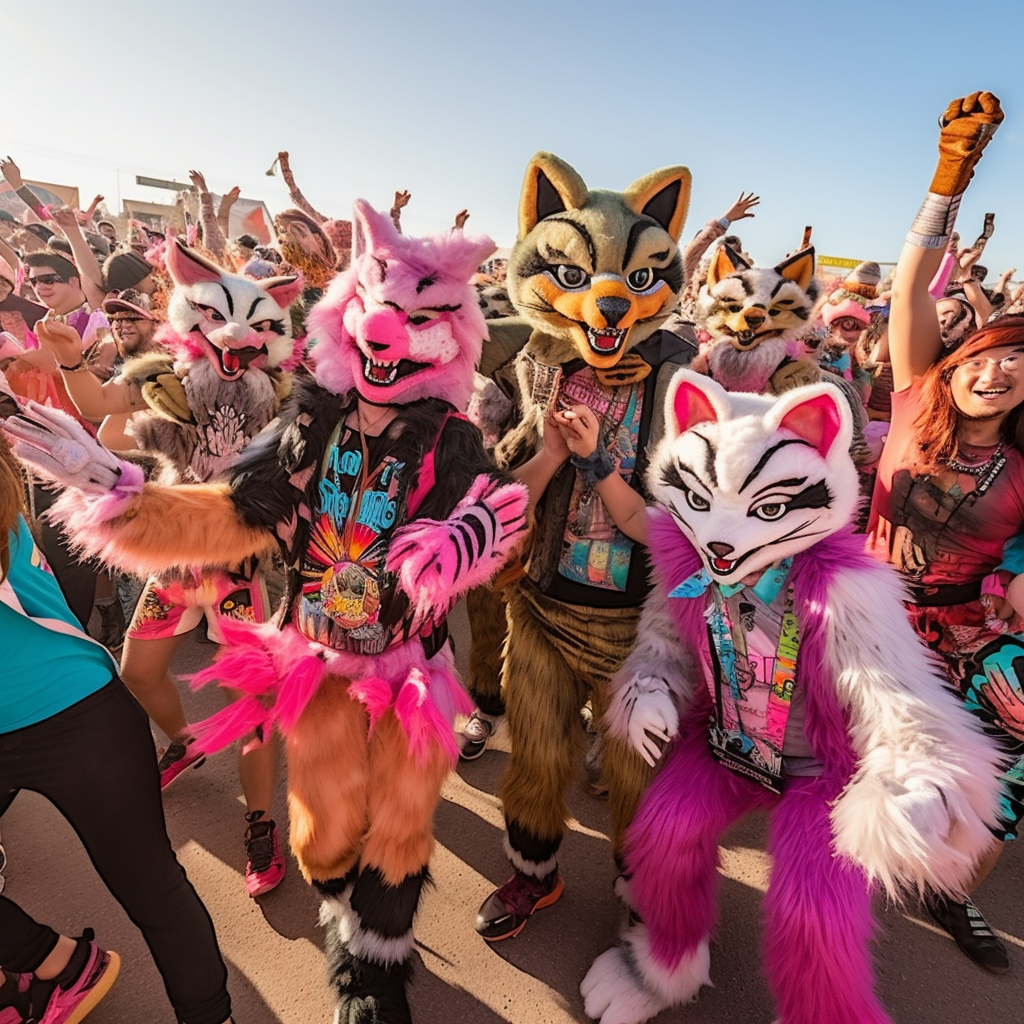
[626,724,773,969]
[765,776,893,1024]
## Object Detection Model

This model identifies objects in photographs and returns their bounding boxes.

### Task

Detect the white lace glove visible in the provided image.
[2,401,142,496]
[623,676,679,767]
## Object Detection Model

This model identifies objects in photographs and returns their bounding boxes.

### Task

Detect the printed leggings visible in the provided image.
[0,682,231,1024]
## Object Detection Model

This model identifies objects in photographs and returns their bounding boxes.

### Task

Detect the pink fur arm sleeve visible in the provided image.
[385,474,528,625]
[54,481,276,578]
[928,249,957,300]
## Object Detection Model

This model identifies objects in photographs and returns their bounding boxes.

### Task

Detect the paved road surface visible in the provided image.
[3,604,1022,1022]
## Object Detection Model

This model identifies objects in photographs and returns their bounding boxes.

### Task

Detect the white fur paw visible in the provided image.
[625,680,679,767]
[580,946,668,1024]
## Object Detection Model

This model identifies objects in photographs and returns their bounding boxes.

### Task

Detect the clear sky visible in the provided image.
[3,0,1022,279]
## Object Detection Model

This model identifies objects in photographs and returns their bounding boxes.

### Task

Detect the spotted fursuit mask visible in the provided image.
[307,200,496,409]
[508,153,691,368]
[649,370,858,588]
[697,245,820,352]
[164,239,302,380]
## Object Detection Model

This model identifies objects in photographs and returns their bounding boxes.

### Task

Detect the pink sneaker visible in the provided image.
[244,816,286,898]
[34,931,120,1024]
[158,739,206,791]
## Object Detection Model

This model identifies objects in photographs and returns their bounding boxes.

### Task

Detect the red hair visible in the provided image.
[914,314,1024,473]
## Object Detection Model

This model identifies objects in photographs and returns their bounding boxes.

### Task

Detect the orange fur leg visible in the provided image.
[287,676,371,883]
[361,712,452,885]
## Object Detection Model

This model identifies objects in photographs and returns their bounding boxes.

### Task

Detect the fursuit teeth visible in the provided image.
[187,621,472,763]
[385,474,529,627]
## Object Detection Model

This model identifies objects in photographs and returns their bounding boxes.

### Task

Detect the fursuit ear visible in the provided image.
[665,369,729,440]
[166,237,224,287]
[775,246,816,292]
[767,383,850,458]
[351,199,400,261]
[261,274,303,311]
[623,166,692,242]
[706,244,749,288]
[518,153,589,237]
[444,235,499,282]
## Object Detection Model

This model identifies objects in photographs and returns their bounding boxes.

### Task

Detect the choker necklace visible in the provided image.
[948,441,1005,477]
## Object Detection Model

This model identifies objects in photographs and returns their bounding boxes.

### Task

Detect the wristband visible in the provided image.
[906,192,963,249]
[571,446,616,487]
[58,360,86,373]
[717,217,730,229]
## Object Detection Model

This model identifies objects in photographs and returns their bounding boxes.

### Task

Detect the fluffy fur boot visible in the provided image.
[580,920,710,1024]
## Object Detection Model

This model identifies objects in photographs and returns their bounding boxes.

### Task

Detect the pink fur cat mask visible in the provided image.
[164,239,303,380]
[306,200,496,408]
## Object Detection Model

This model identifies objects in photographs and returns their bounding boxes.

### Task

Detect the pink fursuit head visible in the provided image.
[306,199,496,410]
[188,620,473,764]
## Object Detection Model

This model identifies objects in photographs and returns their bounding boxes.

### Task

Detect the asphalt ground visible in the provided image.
[2,602,1022,1023]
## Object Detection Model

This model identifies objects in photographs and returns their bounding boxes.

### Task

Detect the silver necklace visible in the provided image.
[948,441,1005,477]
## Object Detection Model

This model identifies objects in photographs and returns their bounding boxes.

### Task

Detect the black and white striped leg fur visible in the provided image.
[316,865,428,1024]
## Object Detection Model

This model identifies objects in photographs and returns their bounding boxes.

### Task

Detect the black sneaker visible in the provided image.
[459,712,498,761]
[475,870,563,942]
[924,892,1010,974]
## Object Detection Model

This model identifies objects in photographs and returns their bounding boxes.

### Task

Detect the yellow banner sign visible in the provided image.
[817,256,863,270]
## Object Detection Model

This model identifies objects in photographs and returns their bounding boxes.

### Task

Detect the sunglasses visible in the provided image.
[28,274,66,287]
[831,317,865,332]
[111,316,146,325]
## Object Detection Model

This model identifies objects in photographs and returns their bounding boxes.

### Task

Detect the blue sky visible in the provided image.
[3,1,1022,279]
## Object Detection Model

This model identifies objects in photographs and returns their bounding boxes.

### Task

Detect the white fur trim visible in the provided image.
[826,563,1005,899]
[504,834,557,879]
[580,923,710,1024]
[605,580,696,745]
[319,893,415,968]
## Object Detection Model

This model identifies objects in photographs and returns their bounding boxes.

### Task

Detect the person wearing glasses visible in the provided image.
[868,92,1024,976]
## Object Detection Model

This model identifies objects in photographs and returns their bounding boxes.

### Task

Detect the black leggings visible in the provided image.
[0,682,231,1024]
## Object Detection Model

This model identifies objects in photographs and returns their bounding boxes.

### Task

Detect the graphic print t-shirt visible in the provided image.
[295,425,410,653]
[555,367,643,594]
[705,583,817,791]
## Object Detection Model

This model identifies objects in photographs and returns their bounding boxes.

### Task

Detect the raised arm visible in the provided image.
[890,93,1003,391]
[217,186,240,241]
[682,191,758,284]
[50,206,107,309]
[189,170,228,259]
[276,151,328,223]
[35,314,135,419]
[1,156,48,220]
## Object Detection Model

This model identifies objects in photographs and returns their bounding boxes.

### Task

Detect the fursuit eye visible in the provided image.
[555,265,587,289]
[727,304,743,314]
[408,315,431,326]
[207,309,226,322]
[683,485,711,512]
[627,267,654,291]
[769,308,781,317]
[753,501,788,521]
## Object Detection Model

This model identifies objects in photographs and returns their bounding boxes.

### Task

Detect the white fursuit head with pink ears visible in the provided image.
[582,370,1005,1024]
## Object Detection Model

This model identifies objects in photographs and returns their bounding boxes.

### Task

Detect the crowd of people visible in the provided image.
[1,91,1022,1024]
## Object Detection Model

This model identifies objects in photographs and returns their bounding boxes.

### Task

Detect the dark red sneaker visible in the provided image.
[475,870,563,942]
